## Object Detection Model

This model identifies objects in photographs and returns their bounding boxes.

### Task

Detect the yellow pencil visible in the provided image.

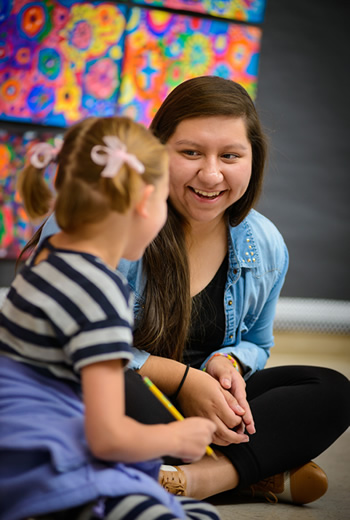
[143,376,218,460]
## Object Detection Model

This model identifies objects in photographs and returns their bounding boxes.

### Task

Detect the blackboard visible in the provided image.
[256,0,350,300]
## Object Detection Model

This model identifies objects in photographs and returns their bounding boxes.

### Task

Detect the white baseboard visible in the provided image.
[274,297,350,335]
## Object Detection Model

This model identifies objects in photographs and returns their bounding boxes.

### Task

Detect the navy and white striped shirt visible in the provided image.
[0,239,134,383]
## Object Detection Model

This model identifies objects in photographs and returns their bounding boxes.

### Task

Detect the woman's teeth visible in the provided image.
[193,188,221,199]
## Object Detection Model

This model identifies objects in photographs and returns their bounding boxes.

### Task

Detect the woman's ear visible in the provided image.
[135,184,155,218]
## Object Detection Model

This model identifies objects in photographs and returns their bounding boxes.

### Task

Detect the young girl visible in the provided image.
[0,116,220,520]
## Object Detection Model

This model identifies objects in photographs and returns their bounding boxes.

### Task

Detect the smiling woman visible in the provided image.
[34,76,350,506]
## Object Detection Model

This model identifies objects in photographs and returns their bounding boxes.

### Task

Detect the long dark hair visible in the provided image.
[133,76,268,361]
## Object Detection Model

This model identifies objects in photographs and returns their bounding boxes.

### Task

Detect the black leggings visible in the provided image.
[216,365,350,487]
[125,365,350,488]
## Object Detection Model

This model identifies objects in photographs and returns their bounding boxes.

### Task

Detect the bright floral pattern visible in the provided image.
[0,1,127,126]
[117,8,261,125]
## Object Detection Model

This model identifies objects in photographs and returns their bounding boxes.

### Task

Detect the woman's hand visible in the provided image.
[205,355,255,436]
[165,417,217,462]
[178,368,250,445]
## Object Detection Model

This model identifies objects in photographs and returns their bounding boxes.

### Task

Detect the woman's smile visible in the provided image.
[189,187,226,201]
[167,115,252,225]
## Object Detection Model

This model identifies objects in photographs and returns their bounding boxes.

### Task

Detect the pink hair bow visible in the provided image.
[91,136,145,178]
[29,138,63,169]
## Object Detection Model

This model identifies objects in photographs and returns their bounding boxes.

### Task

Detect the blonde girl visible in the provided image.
[0,116,219,520]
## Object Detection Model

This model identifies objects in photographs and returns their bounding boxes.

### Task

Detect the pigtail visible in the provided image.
[17,138,63,222]
[17,163,54,222]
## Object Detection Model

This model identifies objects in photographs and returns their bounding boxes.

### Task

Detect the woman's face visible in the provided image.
[166,116,252,227]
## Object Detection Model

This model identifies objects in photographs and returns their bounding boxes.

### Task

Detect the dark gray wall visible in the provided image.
[1,0,349,299]
[256,0,350,300]
[0,261,16,286]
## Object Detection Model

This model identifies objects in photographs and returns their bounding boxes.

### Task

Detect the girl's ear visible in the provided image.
[135,184,155,218]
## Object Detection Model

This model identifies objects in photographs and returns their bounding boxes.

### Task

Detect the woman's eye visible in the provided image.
[182,150,199,156]
[222,153,239,160]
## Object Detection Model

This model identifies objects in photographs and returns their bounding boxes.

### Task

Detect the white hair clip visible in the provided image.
[91,136,145,178]
[29,137,63,169]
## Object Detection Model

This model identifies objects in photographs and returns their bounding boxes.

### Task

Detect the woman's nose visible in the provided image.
[198,165,224,184]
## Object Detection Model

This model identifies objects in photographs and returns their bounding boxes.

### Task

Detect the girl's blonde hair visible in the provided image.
[18,116,168,232]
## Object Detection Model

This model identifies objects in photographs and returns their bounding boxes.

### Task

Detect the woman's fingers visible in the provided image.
[178,367,251,443]
[206,356,256,436]
[210,415,250,445]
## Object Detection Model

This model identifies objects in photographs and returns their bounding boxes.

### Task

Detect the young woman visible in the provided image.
[29,77,350,506]
[0,116,221,520]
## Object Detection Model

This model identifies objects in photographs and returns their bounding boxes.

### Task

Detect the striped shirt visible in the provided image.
[0,239,134,383]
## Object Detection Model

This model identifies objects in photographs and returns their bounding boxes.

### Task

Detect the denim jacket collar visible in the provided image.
[227,213,260,284]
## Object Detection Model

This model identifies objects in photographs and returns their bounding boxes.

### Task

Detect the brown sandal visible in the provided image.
[158,465,187,496]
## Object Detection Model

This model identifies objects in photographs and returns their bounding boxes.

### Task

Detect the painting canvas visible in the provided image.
[0,0,128,127]
[117,7,262,126]
[130,0,266,23]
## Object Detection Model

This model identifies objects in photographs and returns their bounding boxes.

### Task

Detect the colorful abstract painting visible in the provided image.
[132,0,266,23]
[0,129,62,259]
[117,8,262,125]
[0,0,128,127]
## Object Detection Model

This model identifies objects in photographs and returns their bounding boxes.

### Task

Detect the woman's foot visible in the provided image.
[247,461,328,505]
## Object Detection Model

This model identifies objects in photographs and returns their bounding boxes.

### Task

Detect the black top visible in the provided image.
[183,254,228,368]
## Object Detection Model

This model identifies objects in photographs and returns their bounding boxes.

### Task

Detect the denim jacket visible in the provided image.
[41,209,288,379]
[118,209,289,379]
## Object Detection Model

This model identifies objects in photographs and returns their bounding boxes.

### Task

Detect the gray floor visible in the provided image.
[209,346,350,520]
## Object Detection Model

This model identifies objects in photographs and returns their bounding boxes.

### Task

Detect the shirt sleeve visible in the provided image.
[68,318,134,373]
[128,346,151,370]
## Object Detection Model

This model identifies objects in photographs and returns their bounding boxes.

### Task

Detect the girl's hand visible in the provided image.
[165,417,216,462]
[205,355,255,436]
[83,360,216,463]
[178,368,250,445]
